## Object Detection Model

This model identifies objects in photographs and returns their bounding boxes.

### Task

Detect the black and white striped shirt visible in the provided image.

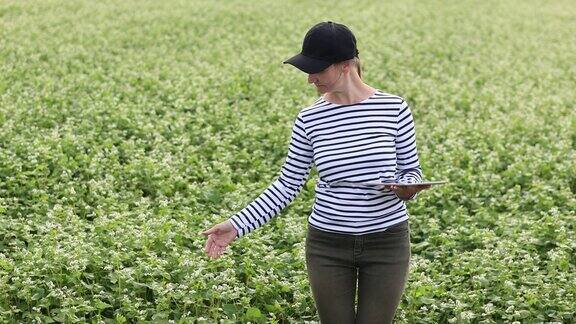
[229,90,423,237]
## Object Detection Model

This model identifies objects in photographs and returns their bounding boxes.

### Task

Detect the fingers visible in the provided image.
[209,240,219,258]
[202,226,218,236]
[214,244,226,257]
[384,185,418,200]
[384,185,401,193]
[209,243,226,259]
[381,185,395,191]
[205,234,228,259]
[204,234,214,254]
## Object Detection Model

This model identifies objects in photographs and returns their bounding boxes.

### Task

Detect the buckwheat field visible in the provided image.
[0,0,575,322]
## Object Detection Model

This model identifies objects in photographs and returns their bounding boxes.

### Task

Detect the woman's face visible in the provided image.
[307,64,343,94]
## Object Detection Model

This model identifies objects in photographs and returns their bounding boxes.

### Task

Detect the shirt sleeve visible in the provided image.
[228,113,315,238]
[395,100,423,200]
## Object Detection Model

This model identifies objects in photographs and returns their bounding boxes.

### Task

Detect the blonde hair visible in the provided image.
[353,57,362,79]
[338,57,362,79]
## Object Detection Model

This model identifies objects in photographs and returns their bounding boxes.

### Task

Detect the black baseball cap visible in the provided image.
[283,21,359,74]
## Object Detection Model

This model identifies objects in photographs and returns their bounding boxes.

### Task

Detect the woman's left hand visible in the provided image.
[382,184,432,200]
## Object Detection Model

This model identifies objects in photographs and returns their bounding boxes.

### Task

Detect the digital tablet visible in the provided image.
[377,181,448,187]
[328,180,448,188]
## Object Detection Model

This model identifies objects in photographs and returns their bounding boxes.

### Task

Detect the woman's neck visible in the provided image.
[323,81,377,105]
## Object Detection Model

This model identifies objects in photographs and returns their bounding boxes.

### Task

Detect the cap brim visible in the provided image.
[283,53,331,74]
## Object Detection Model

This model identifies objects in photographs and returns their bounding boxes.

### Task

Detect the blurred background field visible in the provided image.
[0,0,575,322]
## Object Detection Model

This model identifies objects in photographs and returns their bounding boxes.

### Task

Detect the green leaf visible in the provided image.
[115,314,127,323]
[223,303,241,318]
[94,299,112,310]
[245,307,263,320]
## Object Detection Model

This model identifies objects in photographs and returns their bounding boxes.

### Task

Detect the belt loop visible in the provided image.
[353,235,363,256]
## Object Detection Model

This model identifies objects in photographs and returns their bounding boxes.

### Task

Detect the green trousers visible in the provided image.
[305,220,411,324]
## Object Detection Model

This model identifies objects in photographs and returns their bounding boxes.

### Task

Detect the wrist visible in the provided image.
[228,216,245,238]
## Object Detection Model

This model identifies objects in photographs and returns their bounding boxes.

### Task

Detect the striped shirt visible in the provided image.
[229,90,423,238]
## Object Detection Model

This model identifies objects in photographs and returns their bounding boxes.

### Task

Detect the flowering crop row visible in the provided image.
[0,0,574,322]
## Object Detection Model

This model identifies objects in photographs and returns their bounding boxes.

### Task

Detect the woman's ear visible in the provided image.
[341,60,352,74]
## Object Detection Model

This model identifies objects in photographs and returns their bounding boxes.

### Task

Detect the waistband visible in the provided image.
[307,219,408,238]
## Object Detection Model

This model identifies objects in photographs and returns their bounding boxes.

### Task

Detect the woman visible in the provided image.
[203,21,431,323]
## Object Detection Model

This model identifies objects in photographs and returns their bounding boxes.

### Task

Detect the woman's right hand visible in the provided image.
[382,183,431,200]
[202,220,238,259]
